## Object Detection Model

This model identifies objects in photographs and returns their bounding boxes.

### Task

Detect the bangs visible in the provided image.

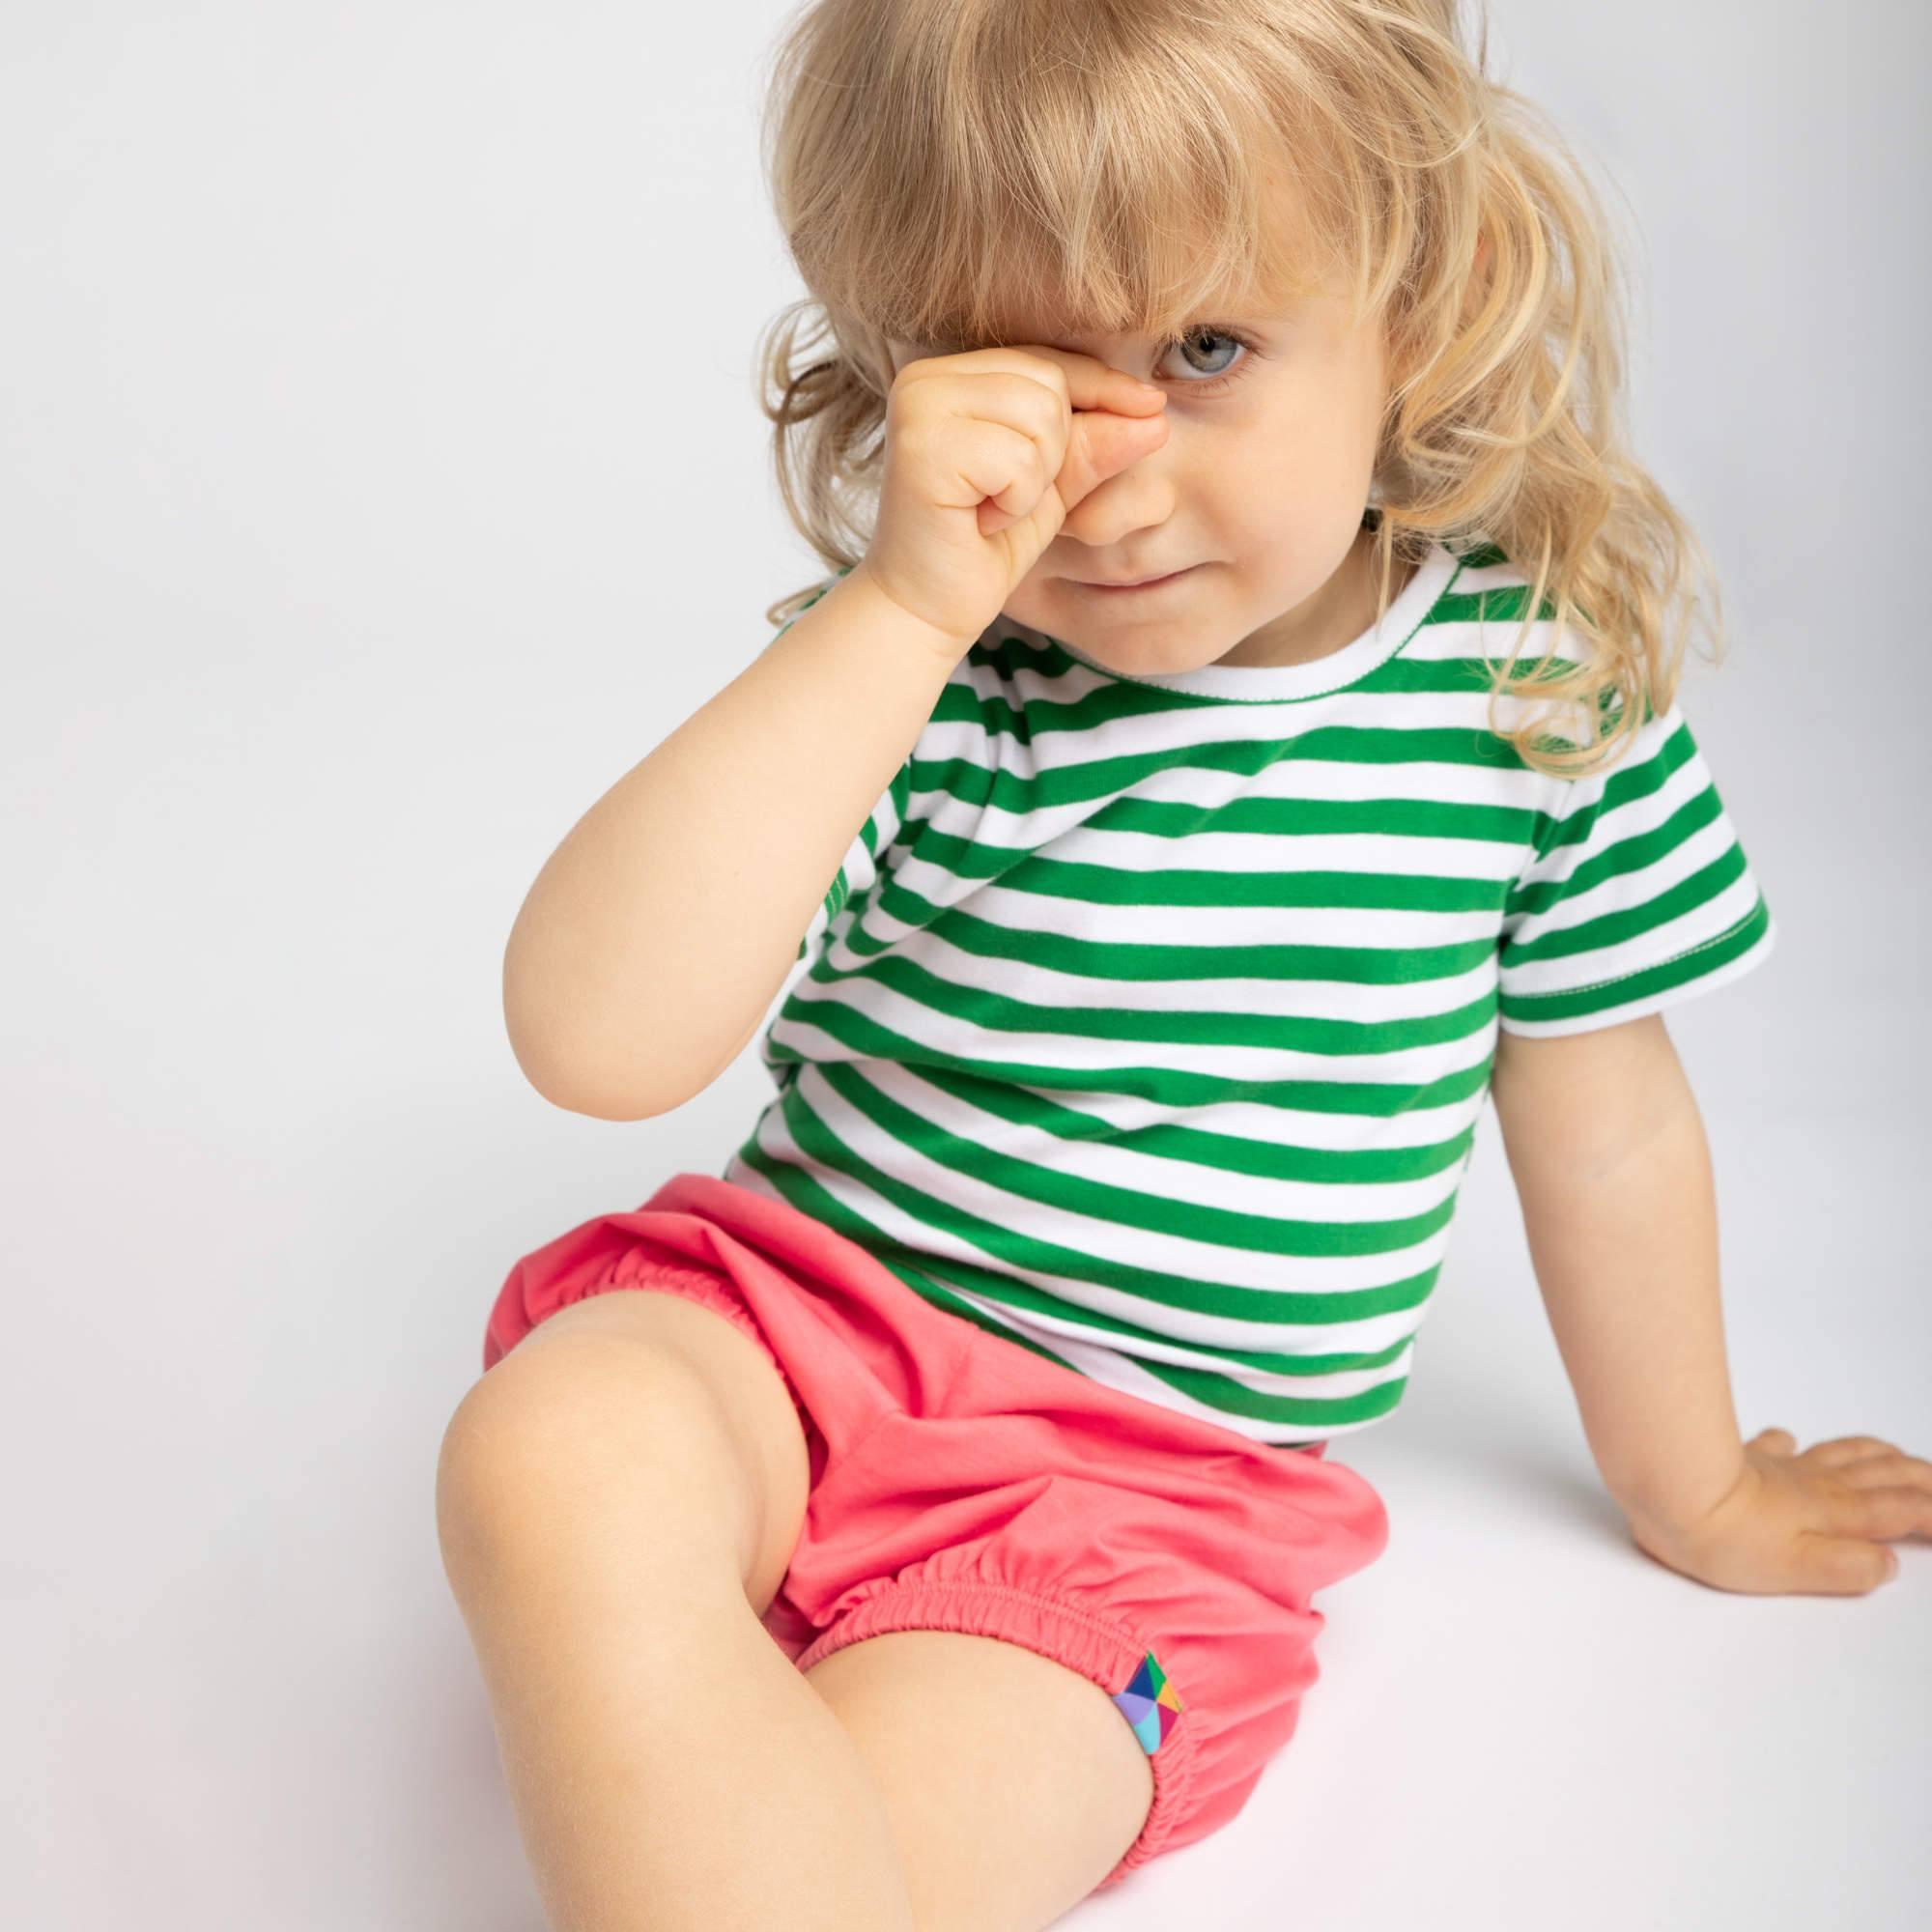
[905,169,1341,355]
[770,0,1385,354]
[902,119,1350,353]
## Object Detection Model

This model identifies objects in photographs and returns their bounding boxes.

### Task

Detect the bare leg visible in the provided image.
[436,1341,918,1932]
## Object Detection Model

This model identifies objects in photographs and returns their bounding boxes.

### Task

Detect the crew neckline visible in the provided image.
[1037,537,1466,703]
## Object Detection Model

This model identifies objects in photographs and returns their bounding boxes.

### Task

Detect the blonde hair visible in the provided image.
[752,0,1726,780]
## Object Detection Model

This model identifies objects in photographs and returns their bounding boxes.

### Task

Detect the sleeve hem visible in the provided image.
[1496,898,1776,1038]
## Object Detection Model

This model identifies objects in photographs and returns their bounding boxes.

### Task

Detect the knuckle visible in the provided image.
[1024,351,1070,397]
[1019,377,1065,435]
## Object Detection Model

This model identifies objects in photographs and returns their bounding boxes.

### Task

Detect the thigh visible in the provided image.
[440,1286,811,1617]
[805,1630,1154,1932]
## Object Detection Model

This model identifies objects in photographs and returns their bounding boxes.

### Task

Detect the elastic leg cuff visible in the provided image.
[793,1576,1198,1889]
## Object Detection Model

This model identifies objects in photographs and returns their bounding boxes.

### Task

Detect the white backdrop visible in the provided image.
[4,2,1926,1926]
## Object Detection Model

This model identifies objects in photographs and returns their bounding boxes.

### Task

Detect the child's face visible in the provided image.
[884,281,1393,678]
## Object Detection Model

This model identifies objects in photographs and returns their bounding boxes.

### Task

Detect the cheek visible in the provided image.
[1210,421,1332,511]
[1253,396,1378,511]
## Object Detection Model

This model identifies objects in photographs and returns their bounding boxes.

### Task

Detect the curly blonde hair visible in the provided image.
[751,0,1726,780]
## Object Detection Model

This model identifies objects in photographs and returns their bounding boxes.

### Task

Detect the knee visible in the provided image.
[434,1327,735,1588]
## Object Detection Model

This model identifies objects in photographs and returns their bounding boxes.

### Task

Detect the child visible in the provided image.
[435,4,1928,1928]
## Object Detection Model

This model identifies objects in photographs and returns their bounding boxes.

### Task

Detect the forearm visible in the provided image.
[1510,1075,1747,1532]
[502,568,967,1120]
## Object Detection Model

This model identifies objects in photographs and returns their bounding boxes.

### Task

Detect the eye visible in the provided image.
[1152,324,1259,394]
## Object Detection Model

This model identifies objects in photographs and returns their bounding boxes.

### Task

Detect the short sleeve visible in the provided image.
[1496,696,1776,1036]
[769,572,917,963]
[794,762,913,960]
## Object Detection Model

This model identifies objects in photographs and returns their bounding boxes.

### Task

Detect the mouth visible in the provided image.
[1072,565,1199,595]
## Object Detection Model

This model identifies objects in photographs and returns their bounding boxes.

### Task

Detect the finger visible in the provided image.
[1807,1435,1909,1469]
[949,343,1169,420]
[1829,1484,1932,1541]
[1748,1427,1799,1456]
[1827,1450,1932,1492]
[1797,1533,1897,1595]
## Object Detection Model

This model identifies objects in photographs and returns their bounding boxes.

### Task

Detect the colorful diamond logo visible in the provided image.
[1111,1650,1184,1754]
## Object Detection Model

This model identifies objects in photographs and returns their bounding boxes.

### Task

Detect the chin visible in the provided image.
[1085,634,1224,676]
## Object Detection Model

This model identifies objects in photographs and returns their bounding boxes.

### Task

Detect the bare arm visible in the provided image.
[502,567,969,1121]
[1489,1012,1749,1533]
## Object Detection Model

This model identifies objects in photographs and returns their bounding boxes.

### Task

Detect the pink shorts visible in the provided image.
[481,1171,1389,1892]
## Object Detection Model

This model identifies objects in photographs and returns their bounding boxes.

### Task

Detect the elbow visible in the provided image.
[510,1043,676,1121]
[499,921,672,1121]
[504,1011,683,1122]
[502,980,679,1123]
[529,1069,669,1123]
[499,927,753,1122]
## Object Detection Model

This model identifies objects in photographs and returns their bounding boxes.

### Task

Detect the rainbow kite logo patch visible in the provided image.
[1112,1650,1184,1754]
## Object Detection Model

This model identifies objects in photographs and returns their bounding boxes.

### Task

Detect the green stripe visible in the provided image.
[800,949,1502,1050]
[907,1059,1476,1185]
[902,838,1510,913]
[766,979,1499,1110]
[1130,1350,1409,1429]
[1089,789,1538,844]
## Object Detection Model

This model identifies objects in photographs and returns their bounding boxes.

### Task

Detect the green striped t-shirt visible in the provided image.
[723,537,1776,1444]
